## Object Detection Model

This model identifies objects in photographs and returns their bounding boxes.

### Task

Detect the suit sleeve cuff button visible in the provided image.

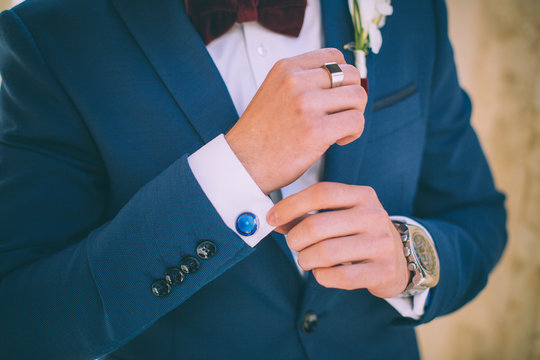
[151,279,171,297]
[165,267,185,285]
[180,256,200,274]
[196,241,217,259]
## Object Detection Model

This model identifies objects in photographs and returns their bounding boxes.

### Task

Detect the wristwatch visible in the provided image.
[392,220,440,297]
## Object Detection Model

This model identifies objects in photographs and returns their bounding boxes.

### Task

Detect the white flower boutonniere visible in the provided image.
[345,0,393,78]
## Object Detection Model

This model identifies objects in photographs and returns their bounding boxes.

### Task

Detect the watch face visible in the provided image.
[412,233,439,276]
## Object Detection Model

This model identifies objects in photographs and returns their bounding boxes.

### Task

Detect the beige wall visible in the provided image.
[1,0,11,9]
[0,0,538,359]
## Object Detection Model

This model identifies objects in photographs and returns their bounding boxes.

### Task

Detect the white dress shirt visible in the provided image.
[187,0,429,319]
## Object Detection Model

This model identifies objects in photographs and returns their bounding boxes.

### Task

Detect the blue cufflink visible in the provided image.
[236,212,258,236]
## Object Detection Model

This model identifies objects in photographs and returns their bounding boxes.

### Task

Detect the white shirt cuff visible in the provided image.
[187,134,275,247]
[383,216,435,320]
[384,288,430,320]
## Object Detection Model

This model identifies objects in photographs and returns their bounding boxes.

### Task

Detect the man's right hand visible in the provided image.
[225,48,367,194]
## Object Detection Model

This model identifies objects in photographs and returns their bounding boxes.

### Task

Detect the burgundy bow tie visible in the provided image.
[186,0,308,45]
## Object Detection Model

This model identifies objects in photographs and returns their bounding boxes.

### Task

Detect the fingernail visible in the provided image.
[267,208,278,226]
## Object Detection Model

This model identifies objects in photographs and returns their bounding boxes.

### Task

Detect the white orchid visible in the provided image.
[345,0,393,77]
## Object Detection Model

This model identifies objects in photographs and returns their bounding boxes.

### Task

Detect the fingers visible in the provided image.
[296,234,383,270]
[310,85,366,114]
[285,207,387,251]
[291,85,366,146]
[312,260,408,297]
[312,262,383,291]
[324,109,365,145]
[277,64,361,95]
[285,210,360,250]
[284,48,346,70]
[273,213,309,234]
[267,183,380,228]
[277,83,365,147]
[296,64,361,89]
[273,49,360,91]
[320,64,361,88]
[270,50,365,148]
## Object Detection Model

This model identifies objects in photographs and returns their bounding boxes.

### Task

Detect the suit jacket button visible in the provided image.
[196,241,216,259]
[180,256,200,274]
[151,279,171,297]
[301,311,318,334]
[165,267,185,286]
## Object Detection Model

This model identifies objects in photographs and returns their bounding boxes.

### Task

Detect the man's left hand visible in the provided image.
[267,182,409,299]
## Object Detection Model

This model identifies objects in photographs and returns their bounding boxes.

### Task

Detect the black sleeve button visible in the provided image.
[196,241,217,260]
[165,267,185,286]
[151,279,171,297]
[301,311,318,334]
[179,256,200,274]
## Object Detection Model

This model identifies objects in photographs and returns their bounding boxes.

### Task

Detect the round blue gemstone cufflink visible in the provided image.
[235,212,258,236]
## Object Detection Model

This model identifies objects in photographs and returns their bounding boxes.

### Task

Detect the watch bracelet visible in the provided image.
[392,220,430,298]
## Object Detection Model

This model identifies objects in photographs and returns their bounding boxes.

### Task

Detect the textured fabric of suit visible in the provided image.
[0,0,506,359]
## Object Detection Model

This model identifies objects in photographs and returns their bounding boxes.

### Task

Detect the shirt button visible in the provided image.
[151,279,171,297]
[165,267,185,286]
[196,241,217,260]
[180,256,200,274]
[236,212,258,236]
[301,311,318,334]
[256,43,267,57]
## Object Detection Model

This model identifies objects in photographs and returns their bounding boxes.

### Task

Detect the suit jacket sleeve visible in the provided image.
[407,0,507,324]
[0,9,253,360]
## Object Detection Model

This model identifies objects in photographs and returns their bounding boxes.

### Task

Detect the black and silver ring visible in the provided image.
[322,62,344,88]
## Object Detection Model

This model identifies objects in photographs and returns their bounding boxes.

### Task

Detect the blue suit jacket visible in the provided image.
[0,0,506,359]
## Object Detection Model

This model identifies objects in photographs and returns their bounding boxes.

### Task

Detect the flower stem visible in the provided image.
[352,0,368,53]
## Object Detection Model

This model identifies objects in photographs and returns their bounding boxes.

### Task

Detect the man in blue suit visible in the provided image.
[0,0,506,359]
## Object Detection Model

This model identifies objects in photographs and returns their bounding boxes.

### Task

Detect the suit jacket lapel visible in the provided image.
[320,0,375,184]
[111,0,238,143]
[320,0,355,65]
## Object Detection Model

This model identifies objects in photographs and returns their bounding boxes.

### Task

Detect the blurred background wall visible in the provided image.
[417,1,540,359]
[1,0,538,359]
